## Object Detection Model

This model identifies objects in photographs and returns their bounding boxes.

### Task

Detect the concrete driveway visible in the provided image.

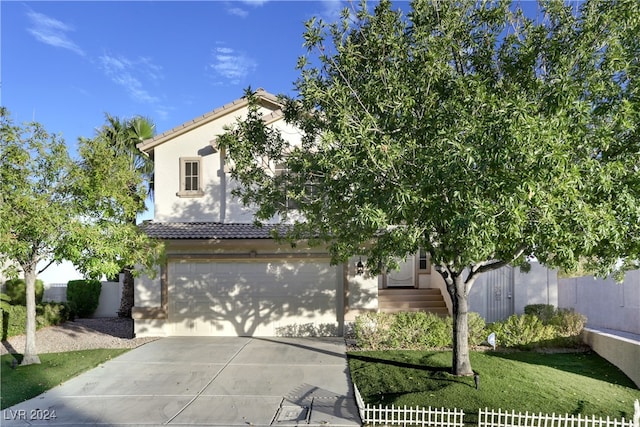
[2,337,361,426]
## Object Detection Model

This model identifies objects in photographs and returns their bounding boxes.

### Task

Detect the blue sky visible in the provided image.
[2,0,549,154]
[2,0,357,282]
[2,0,351,154]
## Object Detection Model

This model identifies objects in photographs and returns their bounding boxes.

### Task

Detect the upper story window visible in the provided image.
[275,162,297,210]
[177,157,204,198]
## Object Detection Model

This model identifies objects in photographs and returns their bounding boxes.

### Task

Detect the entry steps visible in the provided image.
[378,288,449,316]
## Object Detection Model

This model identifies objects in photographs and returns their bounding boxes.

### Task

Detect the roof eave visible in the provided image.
[136,89,282,154]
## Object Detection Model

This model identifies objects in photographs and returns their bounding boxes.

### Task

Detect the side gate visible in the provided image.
[484,266,515,323]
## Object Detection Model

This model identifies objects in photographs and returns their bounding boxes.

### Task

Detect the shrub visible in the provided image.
[524,304,587,347]
[4,278,44,306]
[1,293,13,340]
[524,304,556,323]
[467,312,487,346]
[355,312,394,350]
[548,308,586,336]
[2,303,28,339]
[487,314,556,349]
[354,311,485,350]
[0,301,71,339]
[37,302,72,328]
[388,311,452,349]
[67,280,102,318]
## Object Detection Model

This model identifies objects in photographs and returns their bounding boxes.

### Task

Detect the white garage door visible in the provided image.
[168,259,341,336]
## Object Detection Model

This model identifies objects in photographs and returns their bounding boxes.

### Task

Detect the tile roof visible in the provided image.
[140,221,290,240]
[136,89,281,153]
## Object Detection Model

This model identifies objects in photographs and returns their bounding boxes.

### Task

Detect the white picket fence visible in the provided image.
[353,384,465,427]
[478,408,636,427]
[353,384,637,427]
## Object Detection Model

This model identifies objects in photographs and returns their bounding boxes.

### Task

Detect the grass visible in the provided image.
[349,350,640,424]
[0,349,129,409]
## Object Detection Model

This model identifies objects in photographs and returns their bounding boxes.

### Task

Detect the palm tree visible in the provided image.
[95,114,155,318]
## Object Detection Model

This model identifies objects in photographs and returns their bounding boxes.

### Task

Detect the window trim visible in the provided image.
[417,248,430,273]
[177,157,205,198]
[274,162,298,210]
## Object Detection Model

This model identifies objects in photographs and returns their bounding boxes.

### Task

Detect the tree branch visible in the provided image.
[37,259,56,275]
[468,246,527,280]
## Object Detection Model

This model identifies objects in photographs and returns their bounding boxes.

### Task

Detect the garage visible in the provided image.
[167,258,342,336]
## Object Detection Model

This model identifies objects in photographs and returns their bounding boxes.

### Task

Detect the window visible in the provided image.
[275,162,297,210]
[177,157,204,197]
[418,248,430,272]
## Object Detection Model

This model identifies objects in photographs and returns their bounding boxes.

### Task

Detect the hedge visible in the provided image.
[354,311,486,350]
[353,305,586,351]
[0,294,71,340]
[4,278,44,306]
[66,279,102,318]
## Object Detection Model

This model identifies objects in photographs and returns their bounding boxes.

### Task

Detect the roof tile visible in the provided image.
[140,222,289,240]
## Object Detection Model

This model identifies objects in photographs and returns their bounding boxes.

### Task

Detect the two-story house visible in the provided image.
[132,89,556,337]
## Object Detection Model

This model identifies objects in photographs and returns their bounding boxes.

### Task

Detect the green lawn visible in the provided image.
[1,349,129,409]
[349,350,640,424]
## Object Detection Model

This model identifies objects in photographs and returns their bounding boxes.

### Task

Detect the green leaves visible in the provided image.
[0,109,162,281]
[222,0,640,282]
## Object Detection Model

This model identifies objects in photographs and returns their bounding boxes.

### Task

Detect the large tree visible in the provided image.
[85,114,155,318]
[219,0,640,376]
[0,109,161,365]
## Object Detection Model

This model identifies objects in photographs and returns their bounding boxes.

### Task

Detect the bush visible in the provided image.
[37,302,72,328]
[1,293,15,340]
[1,303,28,339]
[467,312,487,346]
[0,301,71,340]
[4,278,44,306]
[66,280,102,318]
[524,304,587,347]
[524,304,556,323]
[487,314,556,349]
[388,311,452,349]
[355,311,485,350]
[549,308,587,336]
[355,312,394,350]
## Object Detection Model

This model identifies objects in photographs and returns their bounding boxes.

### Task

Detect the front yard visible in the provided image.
[349,349,640,424]
[0,349,129,409]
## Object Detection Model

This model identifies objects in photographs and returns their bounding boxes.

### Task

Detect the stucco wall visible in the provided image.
[41,280,122,318]
[558,271,640,335]
[513,264,558,314]
[468,262,558,322]
[134,267,162,309]
[582,328,640,389]
[152,104,303,224]
[345,257,378,321]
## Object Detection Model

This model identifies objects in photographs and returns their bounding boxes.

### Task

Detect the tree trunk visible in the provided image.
[451,276,472,376]
[441,270,473,376]
[117,268,134,318]
[22,266,41,365]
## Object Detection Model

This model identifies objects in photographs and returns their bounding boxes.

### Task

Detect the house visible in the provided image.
[132,90,557,337]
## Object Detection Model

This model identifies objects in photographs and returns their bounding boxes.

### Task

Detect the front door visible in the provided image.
[386,255,415,287]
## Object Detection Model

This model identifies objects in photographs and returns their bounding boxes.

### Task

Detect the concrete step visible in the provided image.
[378,300,447,309]
[379,288,441,295]
[378,308,449,316]
[378,288,449,316]
[378,294,443,302]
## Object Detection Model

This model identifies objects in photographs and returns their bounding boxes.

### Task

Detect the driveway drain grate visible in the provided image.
[272,399,312,425]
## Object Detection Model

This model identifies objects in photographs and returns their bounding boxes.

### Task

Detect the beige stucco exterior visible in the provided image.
[583,328,640,388]
[148,101,302,224]
[133,91,351,337]
[134,89,565,338]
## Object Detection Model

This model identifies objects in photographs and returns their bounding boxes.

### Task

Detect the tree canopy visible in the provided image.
[0,108,161,364]
[221,0,640,375]
[79,114,156,317]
